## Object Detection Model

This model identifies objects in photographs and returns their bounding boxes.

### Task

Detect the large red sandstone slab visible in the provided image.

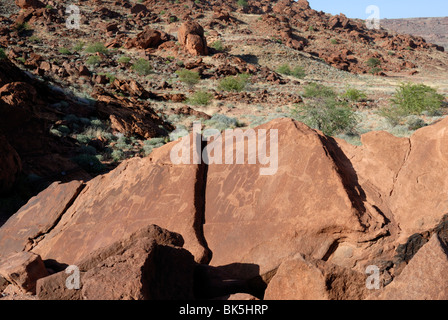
[203,118,384,276]
[0,181,85,258]
[389,117,448,237]
[31,152,210,265]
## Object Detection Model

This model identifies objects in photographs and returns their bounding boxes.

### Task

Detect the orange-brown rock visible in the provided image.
[378,234,448,299]
[203,118,386,277]
[27,144,211,265]
[37,225,196,300]
[178,21,208,56]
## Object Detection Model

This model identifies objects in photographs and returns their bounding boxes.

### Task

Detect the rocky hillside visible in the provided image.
[0,0,448,300]
[382,17,448,51]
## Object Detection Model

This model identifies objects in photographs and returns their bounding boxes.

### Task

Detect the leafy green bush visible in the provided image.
[86,55,101,66]
[85,42,108,54]
[176,69,200,86]
[73,41,85,52]
[117,56,131,64]
[58,47,72,55]
[391,82,444,116]
[291,99,358,136]
[218,74,250,92]
[211,40,225,52]
[132,58,152,75]
[73,154,106,173]
[302,83,337,99]
[237,0,248,7]
[111,149,126,162]
[188,90,213,106]
[330,38,339,45]
[342,87,367,102]
[367,57,381,68]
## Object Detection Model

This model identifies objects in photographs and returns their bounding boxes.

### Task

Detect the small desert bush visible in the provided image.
[73,154,106,173]
[291,99,358,136]
[0,48,6,60]
[218,74,250,92]
[85,42,108,54]
[86,55,101,66]
[391,82,444,116]
[342,87,367,102]
[73,41,85,52]
[176,69,200,86]
[205,114,240,131]
[58,47,72,55]
[302,83,337,99]
[188,90,213,106]
[117,56,131,64]
[210,40,225,52]
[277,64,306,79]
[237,0,248,7]
[367,57,381,68]
[132,58,152,75]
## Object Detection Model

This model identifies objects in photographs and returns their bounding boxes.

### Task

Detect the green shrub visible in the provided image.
[59,47,72,55]
[14,22,30,34]
[188,90,213,106]
[76,134,91,144]
[86,55,101,66]
[205,114,239,131]
[391,82,444,116]
[218,74,250,92]
[117,56,131,64]
[291,100,358,136]
[367,57,381,68]
[73,41,85,52]
[369,67,383,75]
[342,88,367,102]
[111,149,126,162]
[211,40,225,52]
[85,42,108,54]
[0,48,6,60]
[406,115,426,131]
[132,58,152,75]
[276,63,292,75]
[277,64,306,79]
[237,0,248,7]
[330,38,339,45]
[176,69,200,86]
[302,83,337,99]
[73,154,106,173]
[80,145,97,155]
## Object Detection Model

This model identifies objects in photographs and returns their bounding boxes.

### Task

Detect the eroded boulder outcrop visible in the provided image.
[1,117,448,300]
[178,21,208,56]
[37,225,196,300]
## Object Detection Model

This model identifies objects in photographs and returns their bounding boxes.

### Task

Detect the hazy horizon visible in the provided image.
[308,0,448,19]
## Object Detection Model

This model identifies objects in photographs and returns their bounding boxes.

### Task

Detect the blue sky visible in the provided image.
[308,0,448,19]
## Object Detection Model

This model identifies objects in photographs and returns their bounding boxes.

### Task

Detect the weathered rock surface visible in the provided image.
[29,146,210,265]
[378,234,448,300]
[178,21,208,56]
[0,251,48,294]
[1,117,448,300]
[37,225,196,300]
[203,118,386,277]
